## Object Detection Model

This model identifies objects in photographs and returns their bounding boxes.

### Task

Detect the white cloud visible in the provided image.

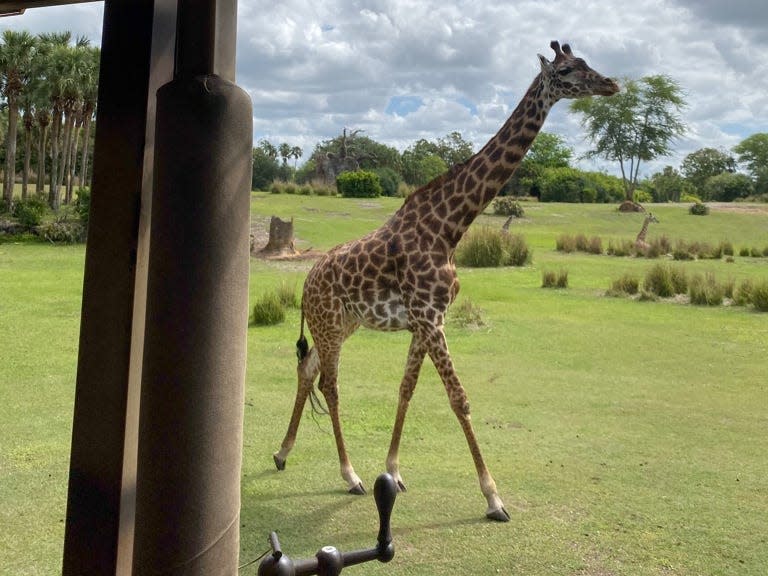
[4,0,767,178]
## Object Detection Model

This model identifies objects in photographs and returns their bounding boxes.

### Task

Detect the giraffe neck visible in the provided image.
[637,218,650,242]
[394,74,555,248]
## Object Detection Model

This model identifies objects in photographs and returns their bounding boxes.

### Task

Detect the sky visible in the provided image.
[3,0,767,177]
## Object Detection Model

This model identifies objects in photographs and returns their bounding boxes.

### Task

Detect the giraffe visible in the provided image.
[635,212,659,252]
[273,41,619,522]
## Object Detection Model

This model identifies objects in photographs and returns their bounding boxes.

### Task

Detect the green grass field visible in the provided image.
[2,196,767,575]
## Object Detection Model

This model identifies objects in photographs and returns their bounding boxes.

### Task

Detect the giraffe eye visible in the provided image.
[557,67,573,76]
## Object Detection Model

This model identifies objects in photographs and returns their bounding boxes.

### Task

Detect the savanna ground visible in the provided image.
[1,194,767,575]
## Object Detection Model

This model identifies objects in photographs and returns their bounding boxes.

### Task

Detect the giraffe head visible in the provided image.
[647,212,660,223]
[538,40,620,100]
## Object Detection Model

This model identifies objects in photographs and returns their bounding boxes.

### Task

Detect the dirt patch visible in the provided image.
[708,203,768,214]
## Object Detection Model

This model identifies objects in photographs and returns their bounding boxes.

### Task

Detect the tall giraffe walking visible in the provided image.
[273,41,619,522]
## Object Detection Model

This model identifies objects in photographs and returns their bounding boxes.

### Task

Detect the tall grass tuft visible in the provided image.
[456,227,530,267]
[688,273,724,306]
[750,280,768,311]
[606,273,640,296]
[643,263,687,298]
[252,292,286,326]
[449,298,486,328]
[542,269,569,289]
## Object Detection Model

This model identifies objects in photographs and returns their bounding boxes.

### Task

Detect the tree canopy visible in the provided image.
[570,75,686,202]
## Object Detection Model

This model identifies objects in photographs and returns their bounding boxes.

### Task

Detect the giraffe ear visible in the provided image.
[538,54,553,73]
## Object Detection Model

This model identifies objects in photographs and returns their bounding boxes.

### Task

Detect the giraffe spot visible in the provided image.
[504,150,523,164]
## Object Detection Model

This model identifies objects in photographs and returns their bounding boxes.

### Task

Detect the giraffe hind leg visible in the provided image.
[273,346,320,470]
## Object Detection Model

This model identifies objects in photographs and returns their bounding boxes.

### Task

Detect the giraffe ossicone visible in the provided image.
[273,41,619,522]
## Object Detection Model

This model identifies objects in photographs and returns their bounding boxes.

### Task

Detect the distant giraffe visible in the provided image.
[273,41,619,522]
[635,213,659,252]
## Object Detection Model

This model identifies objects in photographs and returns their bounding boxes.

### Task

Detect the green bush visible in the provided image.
[733,279,753,306]
[374,167,401,197]
[688,273,724,306]
[456,227,530,267]
[689,202,710,216]
[739,247,751,257]
[12,197,46,230]
[336,170,382,198]
[252,293,286,326]
[492,197,525,218]
[39,221,83,244]
[75,187,91,231]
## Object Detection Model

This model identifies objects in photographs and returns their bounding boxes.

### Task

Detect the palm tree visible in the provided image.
[290,145,303,170]
[0,30,37,208]
[278,142,291,167]
[77,45,99,189]
[35,32,70,203]
[46,43,76,209]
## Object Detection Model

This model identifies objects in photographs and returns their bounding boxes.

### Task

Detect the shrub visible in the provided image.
[492,197,525,218]
[12,197,46,230]
[739,247,751,257]
[688,273,724,306]
[269,181,283,194]
[374,167,401,197]
[680,193,701,203]
[607,273,640,296]
[720,240,734,257]
[299,185,312,196]
[689,202,710,216]
[75,187,91,231]
[39,221,83,244]
[750,247,762,258]
[450,298,486,328]
[750,280,768,311]
[252,292,286,326]
[456,227,530,267]
[336,170,382,198]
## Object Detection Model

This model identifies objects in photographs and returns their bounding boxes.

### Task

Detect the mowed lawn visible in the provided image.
[2,196,767,575]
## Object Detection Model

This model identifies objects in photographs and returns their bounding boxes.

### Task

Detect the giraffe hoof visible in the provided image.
[486,507,510,522]
[273,454,286,471]
[396,480,407,492]
[348,482,367,495]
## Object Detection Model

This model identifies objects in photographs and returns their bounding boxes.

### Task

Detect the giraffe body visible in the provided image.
[273,41,619,522]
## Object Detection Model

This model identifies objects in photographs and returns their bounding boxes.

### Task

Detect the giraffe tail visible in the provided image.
[296,307,309,362]
[295,307,328,416]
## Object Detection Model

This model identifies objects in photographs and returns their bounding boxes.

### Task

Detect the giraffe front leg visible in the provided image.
[424,327,510,522]
[273,347,320,470]
[386,334,427,492]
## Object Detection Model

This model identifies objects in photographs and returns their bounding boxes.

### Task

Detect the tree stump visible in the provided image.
[256,216,298,257]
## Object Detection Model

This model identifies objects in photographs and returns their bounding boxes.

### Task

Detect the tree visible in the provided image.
[571,75,686,202]
[252,146,279,190]
[680,147,735,196]
[703,172,753,202]
[289,145,302,170]
[77,45,99,189]
[733,133,768,194]
[0,30,37,207]
[649,166,693,203]
[435,131,474,167]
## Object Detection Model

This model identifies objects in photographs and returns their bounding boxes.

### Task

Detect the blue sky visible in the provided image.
[3,0,767,176]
